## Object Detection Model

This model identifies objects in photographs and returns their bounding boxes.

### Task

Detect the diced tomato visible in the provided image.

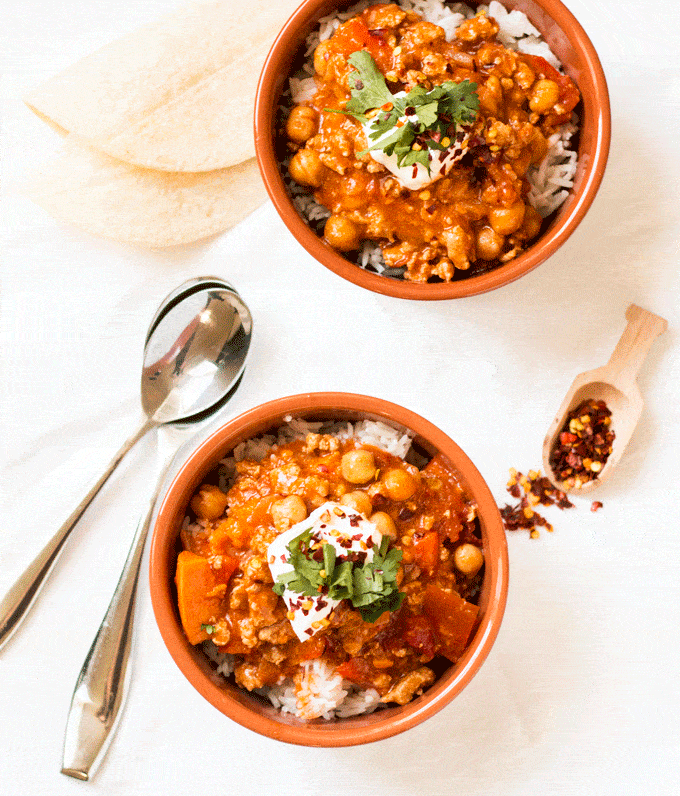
[332,17,393,73]
[423,584,479,663]
[524,54,561,82]
[336,657,376,688]
[412,532,440,576]
[401,615,437,659]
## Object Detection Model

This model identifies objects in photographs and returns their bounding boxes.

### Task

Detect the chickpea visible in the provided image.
[454,543,484,576]
[190,484,229,520]
[382,468,418,501]
[515,205,542,241]
[313,40,333,77]
[288,148,325,187]
[476,226,505,260]
[529,79,560,114]
[341,449,376,484]
[340,490,373,516]
[369,511,397,539]
[530,128,549,163]
[489,202,526,236]
[324,214,362,251]
[270,495,307,530]
[285,105,318,144]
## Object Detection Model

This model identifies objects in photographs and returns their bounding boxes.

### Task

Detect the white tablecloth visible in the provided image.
[2,1,679,793]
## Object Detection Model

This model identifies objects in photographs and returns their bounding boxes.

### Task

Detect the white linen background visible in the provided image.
[1,1,679,794]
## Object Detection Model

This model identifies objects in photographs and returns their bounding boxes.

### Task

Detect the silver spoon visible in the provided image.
[0,277,252,651]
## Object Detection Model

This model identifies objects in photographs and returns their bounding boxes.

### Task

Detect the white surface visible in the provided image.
[1,1,679,794]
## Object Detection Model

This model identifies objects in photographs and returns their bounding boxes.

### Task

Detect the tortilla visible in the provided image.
[26,137,267,247]
[25,0,301,172]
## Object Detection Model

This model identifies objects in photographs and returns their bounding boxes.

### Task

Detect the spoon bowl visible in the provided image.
[542,304,667,494]
[142,284,251,423]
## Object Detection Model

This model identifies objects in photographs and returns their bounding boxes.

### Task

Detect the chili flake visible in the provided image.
[549,400,615,489]
[500,468,575,538]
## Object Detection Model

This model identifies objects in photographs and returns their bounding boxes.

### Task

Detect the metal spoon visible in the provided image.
[0,277,252,651]
[542,304,667,494]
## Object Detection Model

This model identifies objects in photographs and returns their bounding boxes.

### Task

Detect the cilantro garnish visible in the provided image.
[330,50,479,172]
[201,624,215,635]
[273,528,404,623]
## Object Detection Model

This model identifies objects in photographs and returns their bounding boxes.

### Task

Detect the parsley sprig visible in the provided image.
[272,527,404,623]
[331,50,479,172]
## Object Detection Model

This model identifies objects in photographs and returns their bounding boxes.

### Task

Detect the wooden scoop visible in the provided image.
[542,304,668,494]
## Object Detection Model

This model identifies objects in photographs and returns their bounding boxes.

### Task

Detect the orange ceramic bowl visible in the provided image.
[254,0,610,300]
[149,393,508,745]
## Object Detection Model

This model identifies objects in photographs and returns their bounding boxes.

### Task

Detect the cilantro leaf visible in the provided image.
[413,100,439,128]
[344,51,394,116]
[200,624,215,635]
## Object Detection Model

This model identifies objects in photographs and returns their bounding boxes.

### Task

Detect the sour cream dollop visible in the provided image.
[361,93,471,191]
[267,501,383,642]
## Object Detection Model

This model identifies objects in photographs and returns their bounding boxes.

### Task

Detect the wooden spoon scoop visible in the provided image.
[542,304,668,495]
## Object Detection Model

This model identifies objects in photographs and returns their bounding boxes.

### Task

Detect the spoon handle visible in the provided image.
[60,507,151,780]
[606,304,668,386]
[60,454,169,781]
[0,416,156,652]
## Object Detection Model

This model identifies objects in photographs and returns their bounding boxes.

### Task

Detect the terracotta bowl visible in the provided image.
[149,392,508,745]
[254,0,610,300]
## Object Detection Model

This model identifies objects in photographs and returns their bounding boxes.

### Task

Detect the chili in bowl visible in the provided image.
[149,393,508,745]
[255,0,610,299]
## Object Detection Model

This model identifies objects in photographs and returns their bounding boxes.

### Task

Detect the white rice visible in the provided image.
[264,660,382,720]
[285,0,579,276]
[195,418,412,719]
[218,415,413,491]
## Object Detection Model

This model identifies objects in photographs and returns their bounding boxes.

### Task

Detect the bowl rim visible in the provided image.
[149,392,509,746]
[254,0,611,300]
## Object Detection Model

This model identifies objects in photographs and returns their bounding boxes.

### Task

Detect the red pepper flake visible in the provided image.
[549,399,614,489]
[500,468,575,538]
[501,464,608,537]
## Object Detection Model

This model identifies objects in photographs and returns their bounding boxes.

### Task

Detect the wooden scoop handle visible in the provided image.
[606,304,668,386]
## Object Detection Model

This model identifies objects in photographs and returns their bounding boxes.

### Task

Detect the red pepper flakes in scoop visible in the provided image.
[500,468,575,539]
[549,399,615,489]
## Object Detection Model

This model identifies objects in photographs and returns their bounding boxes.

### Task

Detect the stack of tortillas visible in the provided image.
[25,0,301,247]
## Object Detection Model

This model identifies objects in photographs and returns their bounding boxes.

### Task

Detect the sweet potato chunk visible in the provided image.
[175,550,225,645]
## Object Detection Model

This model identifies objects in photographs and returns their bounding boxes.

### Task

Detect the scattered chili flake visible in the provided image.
[500,468,575,538]
[549,399,615,489]
[590,501,603,512]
